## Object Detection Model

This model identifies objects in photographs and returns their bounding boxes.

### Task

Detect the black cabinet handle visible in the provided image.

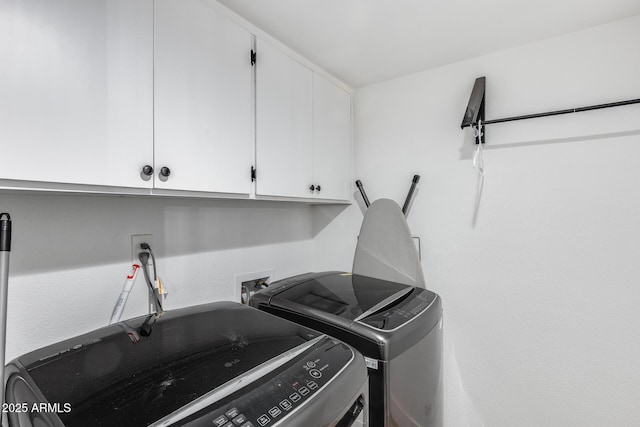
[160,167,171,178]
[309,185,315,191]
[141,165,154,176]
[316,185,321,192]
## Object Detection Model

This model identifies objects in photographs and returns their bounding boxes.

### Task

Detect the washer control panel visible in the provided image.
[180,337,353,426]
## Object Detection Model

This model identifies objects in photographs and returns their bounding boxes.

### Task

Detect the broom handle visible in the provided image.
[0,213,12,408]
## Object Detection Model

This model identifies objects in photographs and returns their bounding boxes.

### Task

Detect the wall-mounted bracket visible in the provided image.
[460,76,486,144]
[460,76,640,145]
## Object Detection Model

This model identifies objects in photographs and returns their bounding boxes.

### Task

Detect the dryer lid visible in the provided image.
[271,272,411,321]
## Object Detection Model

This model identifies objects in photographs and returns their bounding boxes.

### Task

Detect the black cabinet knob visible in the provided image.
[309,185,315,191]
[316,185,321,192]
[141,165,154,176]
[160,166,171,178]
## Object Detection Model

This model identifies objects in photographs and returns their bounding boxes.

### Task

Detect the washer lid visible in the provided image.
[15,302,320,427]
[272,272,411,321]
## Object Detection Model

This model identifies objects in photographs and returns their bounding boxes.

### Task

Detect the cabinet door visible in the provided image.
[255,38,313,198]
[154,0,253,194]
[0,0,153,188]
[312,74,351,201]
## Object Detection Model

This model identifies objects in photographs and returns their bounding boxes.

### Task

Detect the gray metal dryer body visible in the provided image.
[250,272,443,427]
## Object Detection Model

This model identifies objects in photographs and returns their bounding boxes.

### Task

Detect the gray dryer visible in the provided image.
[250,272,443,427]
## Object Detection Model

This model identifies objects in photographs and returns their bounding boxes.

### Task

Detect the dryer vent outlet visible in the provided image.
[241,277,269,304]
[235,269,275,304]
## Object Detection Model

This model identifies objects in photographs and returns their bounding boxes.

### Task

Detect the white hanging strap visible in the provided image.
[472,120,485,176]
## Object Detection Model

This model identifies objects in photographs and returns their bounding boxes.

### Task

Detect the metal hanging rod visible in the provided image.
[460,76,640,143]
[484,98,640,125]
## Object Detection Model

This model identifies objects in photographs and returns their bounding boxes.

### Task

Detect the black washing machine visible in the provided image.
[4,302,368,427]
[250,272,443,427]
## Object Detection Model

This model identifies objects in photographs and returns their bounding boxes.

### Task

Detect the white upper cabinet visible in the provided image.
[255,38,313,199]
[0,0,154,188]
[312,74,352,201]
[255,39,352,201]
[0,1,350,201]
[154,0,253,194]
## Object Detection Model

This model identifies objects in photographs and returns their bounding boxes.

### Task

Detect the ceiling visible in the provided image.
[217,0,640,88]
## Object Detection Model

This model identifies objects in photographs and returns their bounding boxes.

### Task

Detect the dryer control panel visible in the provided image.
[180,337,354,427]
[358,288,437,330]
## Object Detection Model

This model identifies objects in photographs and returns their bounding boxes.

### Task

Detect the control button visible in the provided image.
[257,415,270,426]
[289,392,301,402]
[309,369,322,379]
[222,423,233,427]
[240,423,254,427]
[306,361,316,368]
[268,407,282,418]
[279,399,292,411]
[225,408,240,419]
[213,415,229,427]
[299,386,310,396]
[307,381,318,390]
[232,414,248,425]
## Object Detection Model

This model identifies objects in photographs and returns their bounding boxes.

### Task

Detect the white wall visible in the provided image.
[315,15,640,427]
[2,193,316,360]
